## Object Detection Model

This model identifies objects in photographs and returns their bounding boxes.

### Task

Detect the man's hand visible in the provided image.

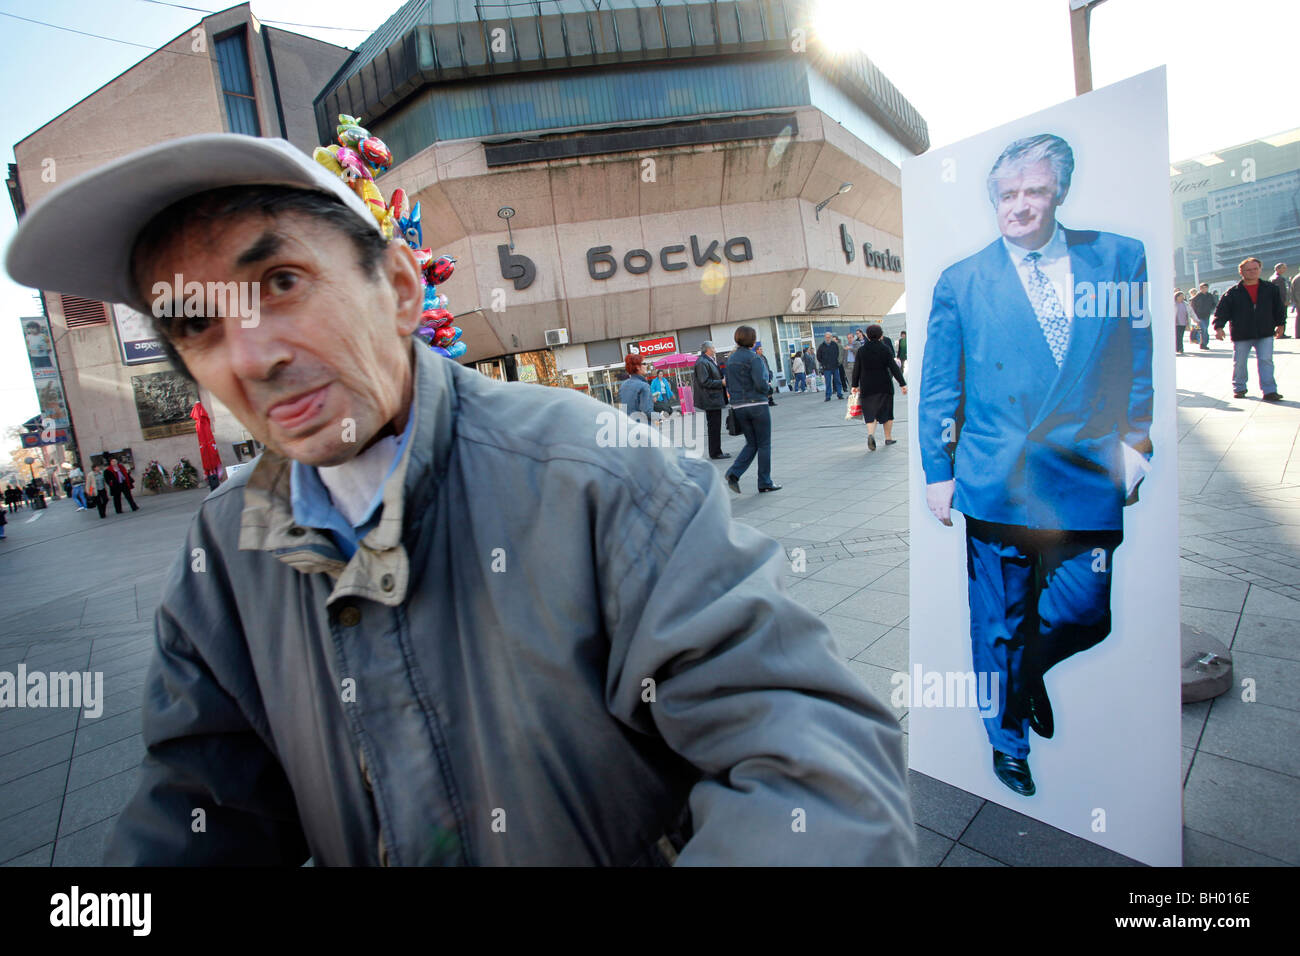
[926,479,955,527]
[900,386,908,395]
[1215,328,1225,341]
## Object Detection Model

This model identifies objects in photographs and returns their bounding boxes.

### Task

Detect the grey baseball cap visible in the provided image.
[5,134,382,314]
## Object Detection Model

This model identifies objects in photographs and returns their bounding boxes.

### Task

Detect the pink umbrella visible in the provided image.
[646,352,698,369]
[190,401,222,477]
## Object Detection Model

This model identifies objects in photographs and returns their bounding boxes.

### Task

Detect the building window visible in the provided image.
[215,30,260,136]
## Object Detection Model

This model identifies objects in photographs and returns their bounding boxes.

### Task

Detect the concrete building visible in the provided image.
[319,0,928,399]
[1171,127,1300,293]
[6,3,349,477]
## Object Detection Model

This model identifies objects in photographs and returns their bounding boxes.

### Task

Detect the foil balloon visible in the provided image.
[445,342,467,359]
[429,255,456,285]
[399,202,422,250]
[335,146,372,183]
[422,308,454,329]
[360,137,392,174]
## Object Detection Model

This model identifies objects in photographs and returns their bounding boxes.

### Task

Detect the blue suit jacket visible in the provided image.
[918,227,1153,531]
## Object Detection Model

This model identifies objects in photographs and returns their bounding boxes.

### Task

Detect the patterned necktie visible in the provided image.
[1024,251,1070,366]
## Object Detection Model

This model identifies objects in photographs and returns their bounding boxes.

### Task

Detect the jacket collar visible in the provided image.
[238,338,456,606]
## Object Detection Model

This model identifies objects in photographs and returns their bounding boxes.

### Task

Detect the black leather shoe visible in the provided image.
[758,484,782,493]
[993,750,1035,796]
[1233,390,1247,398]
[1024,669,1054,739]
[726,475,741,494]
[710,453,732,459]
[867,434,876,451]
[1263,392,1284,402]
[884,439,898,445]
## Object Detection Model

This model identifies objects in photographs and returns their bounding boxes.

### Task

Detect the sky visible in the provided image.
[0,0,1294,442]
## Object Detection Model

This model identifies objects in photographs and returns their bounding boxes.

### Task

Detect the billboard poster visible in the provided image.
[21,315,70,432]
[112,303,167,366]
[903,68,1181,866]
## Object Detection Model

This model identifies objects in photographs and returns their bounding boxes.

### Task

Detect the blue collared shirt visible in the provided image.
[290,417,413,560]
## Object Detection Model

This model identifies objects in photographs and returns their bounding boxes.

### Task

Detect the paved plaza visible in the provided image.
[1,341,1298,866]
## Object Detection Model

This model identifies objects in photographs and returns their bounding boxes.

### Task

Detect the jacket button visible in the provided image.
[338,606,361,627]
[380,573,395,592]
[288,526,306,537]
[1009,396,1016,404]
[996,362,1003,370]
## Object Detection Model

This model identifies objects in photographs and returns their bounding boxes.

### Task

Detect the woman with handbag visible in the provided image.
[723,326,780,493]
[850,324,907,452]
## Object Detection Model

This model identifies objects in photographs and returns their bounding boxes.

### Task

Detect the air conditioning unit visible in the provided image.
[544,328,569,347]
[808,290,840,312]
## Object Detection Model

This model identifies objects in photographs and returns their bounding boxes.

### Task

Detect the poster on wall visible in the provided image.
[132,370,199,440]
[113,303,167,366]
[22,315,70,431]
[902,67,1181,866]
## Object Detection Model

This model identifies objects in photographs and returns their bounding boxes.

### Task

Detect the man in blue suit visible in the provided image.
[918,134,1154,797]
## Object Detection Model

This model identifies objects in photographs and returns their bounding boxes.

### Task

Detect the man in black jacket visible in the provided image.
[692,342,730,459]
[816,333,843,401]
[1214,257,1286,400]
[1270,263,1290,338]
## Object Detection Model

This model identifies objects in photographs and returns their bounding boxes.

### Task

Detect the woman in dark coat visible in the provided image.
[850,323,907,451]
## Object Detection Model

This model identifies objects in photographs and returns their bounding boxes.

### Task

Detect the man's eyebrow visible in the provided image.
[234,231,284,268]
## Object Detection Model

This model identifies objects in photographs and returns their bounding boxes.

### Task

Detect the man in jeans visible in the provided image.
[1190,282,1216,351]
[1214,257,1286,400]
[816,332,843,401]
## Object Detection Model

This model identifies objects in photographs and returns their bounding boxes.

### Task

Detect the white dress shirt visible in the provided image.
[1003,223,1071,317]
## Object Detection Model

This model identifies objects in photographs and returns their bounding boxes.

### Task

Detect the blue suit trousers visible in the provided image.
[964,517,1122,759]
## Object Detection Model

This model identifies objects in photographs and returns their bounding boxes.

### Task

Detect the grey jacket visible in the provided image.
[105,340,913,866]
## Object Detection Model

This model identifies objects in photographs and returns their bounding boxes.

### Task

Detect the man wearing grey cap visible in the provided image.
[6,134,912,867]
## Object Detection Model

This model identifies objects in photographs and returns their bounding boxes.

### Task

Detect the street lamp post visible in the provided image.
[814,183,853,221]
[1069,0,1108,96]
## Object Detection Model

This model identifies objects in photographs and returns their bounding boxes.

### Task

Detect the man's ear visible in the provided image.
[386,241,425,336]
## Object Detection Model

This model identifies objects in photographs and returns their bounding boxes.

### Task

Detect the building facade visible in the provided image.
[1171,127,1300,293]
[316,0,927,398]
[6,3,349,476]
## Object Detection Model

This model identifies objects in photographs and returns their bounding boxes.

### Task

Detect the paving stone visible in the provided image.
[1232,614,1300,662]
[1198,696,1300,777]
[58,767,140,839]
[0,798,61,864]
[1,843,53,866]
[0,762,70,822]
[959,803,1141,867]
[854,625,908,672]
[941,844,1007,867]
[1183,753,1300,865]
[0,709,79,758]
[52,816,117,867]
[1182,828,1294,866]
[65,734,144,792]
[818,614,890,661]
[908,770,983,841]
[0,732,74,786]
[844,659,906,720]
[1227,650,1300,712]
[786,578,863,614]
[826,589,909,627]
[914,825,953,866]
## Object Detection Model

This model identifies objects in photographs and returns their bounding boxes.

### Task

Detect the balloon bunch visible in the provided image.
[312,114,466,359]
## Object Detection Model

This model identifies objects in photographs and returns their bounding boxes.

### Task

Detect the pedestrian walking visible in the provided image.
[790,352,806,392]
[851,325,907,451]
[0,502,6,540]
[69,465,88,510]
[105,457,140,513]
[1270,263,1290,338]
[817,333,843,401]
[692,341,729,460]
[1190,282,1216,351]
[1290,272,1300,339]
[88,464,109,518]
[618,353,654,425]
[1213,256,1286,400]
[1175,290,1189,353]
[897,331,908,372]
[724,325,780,493]
[802,346,819,392]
